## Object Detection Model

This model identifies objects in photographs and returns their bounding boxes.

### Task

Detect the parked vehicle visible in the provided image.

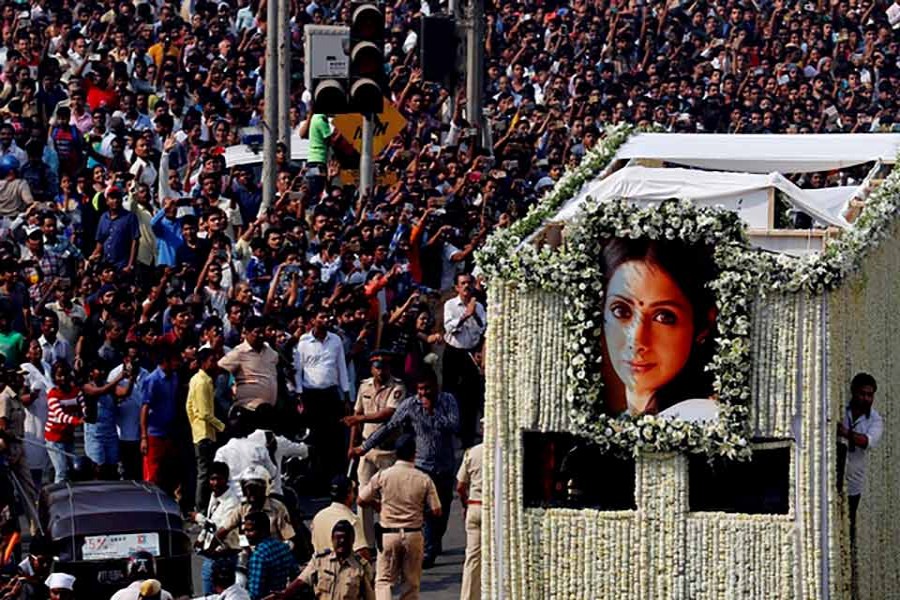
[40,481,192,598]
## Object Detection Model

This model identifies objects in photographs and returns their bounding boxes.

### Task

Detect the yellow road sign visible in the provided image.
[333,102,408,156]
[339,169,399,187]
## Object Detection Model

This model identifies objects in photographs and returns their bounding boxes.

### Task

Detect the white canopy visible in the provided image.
[224,135,310,168]
[616,133,900,173]
[550,166,854,229]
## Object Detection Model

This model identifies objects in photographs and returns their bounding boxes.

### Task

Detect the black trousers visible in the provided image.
[420,469,455,561]
[195,439,217,512]
[302,386,348,486]
[442,345,483,448]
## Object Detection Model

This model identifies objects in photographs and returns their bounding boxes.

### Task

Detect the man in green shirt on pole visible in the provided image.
[299,112,337,203]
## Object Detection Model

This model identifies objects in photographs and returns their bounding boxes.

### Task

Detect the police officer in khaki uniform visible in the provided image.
[358,434,441,600]
[0,367,37,524]
[342,351,405,551]
[269,520,375,600]
[456,442,484,600]
[310,476,369,560]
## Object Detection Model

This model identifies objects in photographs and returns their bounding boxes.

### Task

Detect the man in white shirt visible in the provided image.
[19,348,51,491]
[442,273,486,447]
[293,308,350,483]
[838,372,884,543]
[38,312,73,367]
[246,425,308,496]
[192,461,241,595]
[213,433,278,500]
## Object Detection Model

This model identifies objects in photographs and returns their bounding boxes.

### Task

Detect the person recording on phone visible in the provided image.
[442,273,485,448]
[293,308,350,483]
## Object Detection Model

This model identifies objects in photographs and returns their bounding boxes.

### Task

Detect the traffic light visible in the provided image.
[305,25,351,114]
[349,2,385,114]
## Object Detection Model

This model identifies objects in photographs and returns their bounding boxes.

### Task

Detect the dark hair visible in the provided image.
[212,557,237,587]
[851,372,877,392]
[244,315,265,331]
[202,316,224,332]
[330,475,353,503]
[600,237,718,414]
[28,535,54,557]
[209,461,229,479]
[395,433,416,461]
[454,272,472,285]
[416,370,438,388]
[196,347,214,364]
[331,519,355,540]
[244,511,270,535]
[157,345,180,364]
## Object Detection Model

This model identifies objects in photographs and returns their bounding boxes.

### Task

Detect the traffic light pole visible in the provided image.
[277,0,291,148]
[360,113,375,196]
[465,0,483,150]
[260,0,279,215]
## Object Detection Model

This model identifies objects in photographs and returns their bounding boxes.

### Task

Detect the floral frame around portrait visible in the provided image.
[561,198,757,458]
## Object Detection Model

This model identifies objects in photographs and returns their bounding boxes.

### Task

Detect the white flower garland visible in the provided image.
[477,125,900,458]
[559,199,755,458]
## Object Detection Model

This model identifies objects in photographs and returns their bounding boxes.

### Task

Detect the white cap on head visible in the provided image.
[45,573,76,591]
[240,464,271,484]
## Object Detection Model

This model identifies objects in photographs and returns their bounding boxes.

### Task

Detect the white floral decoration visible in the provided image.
[559,199,754,458]
[477,125,900,458]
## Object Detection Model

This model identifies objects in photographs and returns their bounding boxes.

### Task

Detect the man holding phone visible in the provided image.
[442,273,486,448]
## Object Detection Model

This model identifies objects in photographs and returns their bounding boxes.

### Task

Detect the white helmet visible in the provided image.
[239,464,271,486]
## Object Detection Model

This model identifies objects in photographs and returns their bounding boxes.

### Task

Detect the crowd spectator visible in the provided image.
[139,347,182,497]
[187,347,226,511]
[191,461,241,596]
[0,0,892,595]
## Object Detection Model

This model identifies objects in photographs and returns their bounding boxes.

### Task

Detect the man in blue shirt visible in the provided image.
[150,197,183,267]
[140,347,182,497]
[243,511,297,600]
[90,187,140,272]
[351,370,459,567]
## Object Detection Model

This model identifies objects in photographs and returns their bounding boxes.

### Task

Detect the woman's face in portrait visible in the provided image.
[604,259,696,413]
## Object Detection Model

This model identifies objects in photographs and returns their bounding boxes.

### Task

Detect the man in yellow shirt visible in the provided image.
[187,348,225,512]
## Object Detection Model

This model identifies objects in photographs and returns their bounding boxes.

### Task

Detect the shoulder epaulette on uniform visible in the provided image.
[315,548,332,558]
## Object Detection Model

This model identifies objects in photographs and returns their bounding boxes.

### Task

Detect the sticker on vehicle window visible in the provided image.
[82,533,161,561]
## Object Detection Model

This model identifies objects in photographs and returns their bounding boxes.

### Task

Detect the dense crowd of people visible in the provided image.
[0,0,895,595]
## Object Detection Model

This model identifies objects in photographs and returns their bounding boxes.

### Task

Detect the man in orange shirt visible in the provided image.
[148,30,180,68]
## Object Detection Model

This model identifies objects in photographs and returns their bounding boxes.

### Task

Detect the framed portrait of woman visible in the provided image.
[597,237,720,423]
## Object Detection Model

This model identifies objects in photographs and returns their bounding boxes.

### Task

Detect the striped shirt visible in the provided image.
[45,386,83,443]
[361,393,460,475]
